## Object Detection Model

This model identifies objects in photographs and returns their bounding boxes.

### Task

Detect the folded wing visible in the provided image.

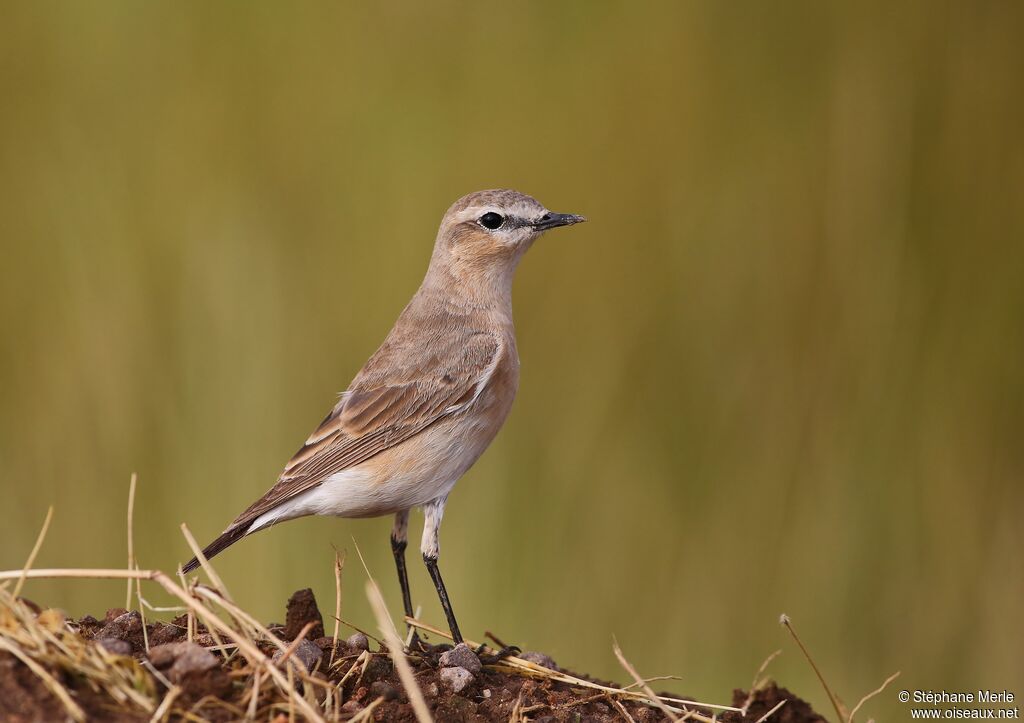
[232,330,501,532]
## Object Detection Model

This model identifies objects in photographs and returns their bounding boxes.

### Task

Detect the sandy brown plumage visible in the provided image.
[181,189,584,644]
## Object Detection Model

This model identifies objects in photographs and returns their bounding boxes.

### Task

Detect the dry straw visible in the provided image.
[0,479,755,722]
[780,613,901,723]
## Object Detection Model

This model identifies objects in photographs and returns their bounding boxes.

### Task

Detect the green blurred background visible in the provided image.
[1,2,1021,718]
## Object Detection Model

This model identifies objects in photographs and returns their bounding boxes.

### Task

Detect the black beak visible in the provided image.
[531,211,587,231]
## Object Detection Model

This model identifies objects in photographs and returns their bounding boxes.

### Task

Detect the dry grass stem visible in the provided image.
[0,568,153,582]
[780,614,847,722]
[180,522,233,602]
[407,618,737,719]
[366,579,433,723]
[847,670,901,723]
[0,565,327,723]
[613,637,680,722]
[274,621,315,671]
[0,551,779,723]
[191,584,287,653]
[622,674,683,691]
[126,473,138,610]
[352,538,403,643]
[246,668,263,720]
[405,604,421,648]
[135,563,151,653]
[754,699,787,723]
[348,695,385,722]
[508,692,527,723]
[330,546,345,667]
[741,649,782,715]
[148,570,326,723]
[13,506,54,599]
[149,685,180,723]
[612,697,638,723]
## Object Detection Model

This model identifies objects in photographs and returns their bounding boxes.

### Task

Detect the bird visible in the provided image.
[181,189,585,647]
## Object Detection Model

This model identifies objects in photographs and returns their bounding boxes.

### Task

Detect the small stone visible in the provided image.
[369,680,398,701]
[520,651,557,670]
[97,611,142,642]
[96,638,132,656]
[482,688,491,698]
[145,640,231,697]
[147,643,180,668]
[272,638,323,674]
[345,632,369,652]
[439,642,481,674]
[148,641,219,681]
[168,643,219,682]
[360,655,392,684]
[439,666,474,694]
[340,700,364,714]
[147,623,185,647]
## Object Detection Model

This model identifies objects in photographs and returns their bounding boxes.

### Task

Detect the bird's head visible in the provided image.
[428,189,585,292]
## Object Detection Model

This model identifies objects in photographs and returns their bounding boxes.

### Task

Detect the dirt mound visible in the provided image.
[1,589,825,722]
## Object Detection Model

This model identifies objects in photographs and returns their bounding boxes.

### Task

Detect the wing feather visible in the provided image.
[228,331,502,530]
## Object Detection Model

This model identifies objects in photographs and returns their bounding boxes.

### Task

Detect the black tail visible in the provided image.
[180,525,249,574]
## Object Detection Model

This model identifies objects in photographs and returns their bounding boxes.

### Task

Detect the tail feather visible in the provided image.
[180,524,249,574]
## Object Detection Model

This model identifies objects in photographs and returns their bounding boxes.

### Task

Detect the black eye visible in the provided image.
[478,212,504,230]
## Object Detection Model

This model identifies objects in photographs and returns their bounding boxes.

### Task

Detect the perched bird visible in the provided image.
[182,189,585,646]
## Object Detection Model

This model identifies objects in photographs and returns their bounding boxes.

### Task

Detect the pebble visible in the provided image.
[520,651,557,670]
[439,642,481,674]
[147,641,219,683]
[439,666,474,694]
[96,611,142,643]
[95,638,132,656]
[168,644,219,683]
[369,680,398,701]
[346,632,370,652]
[147,643,182,668]
[146,641,231,697]
[272,638,323,674]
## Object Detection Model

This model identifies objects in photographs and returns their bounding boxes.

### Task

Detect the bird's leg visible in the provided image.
[421,497,463,645]
[390,510,423,650]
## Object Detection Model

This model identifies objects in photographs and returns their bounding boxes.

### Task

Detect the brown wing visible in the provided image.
[227,330,502,530]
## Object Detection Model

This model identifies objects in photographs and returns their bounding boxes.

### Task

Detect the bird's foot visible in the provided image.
[475,643,521,665]
[405,632,453,660]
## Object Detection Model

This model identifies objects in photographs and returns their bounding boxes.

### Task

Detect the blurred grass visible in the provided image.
[1,1,1022,718]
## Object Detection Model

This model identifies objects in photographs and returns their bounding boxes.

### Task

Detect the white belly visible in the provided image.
[246,414,493,533]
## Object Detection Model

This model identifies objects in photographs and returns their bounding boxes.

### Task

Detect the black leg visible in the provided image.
[390,535,415,622]
[423,553,463,645]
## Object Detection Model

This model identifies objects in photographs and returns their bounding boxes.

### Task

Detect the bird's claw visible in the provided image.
[476,644,521,665]
[405,633,453,661]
